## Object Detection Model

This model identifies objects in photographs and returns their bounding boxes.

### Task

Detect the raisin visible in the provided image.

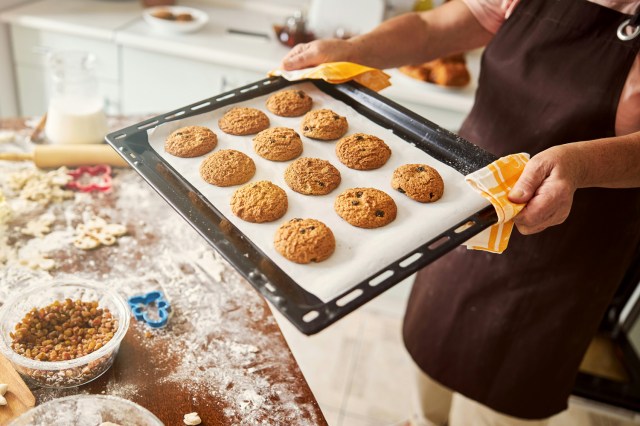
[375,210,385,217]
[297,91,305,98]
[430,192,434,199]
[356,191,363,198]
[333,115,340,120]
[356,135,364,141]
[351,200,360,206]
[416,166,425,172]
[397,187,406,194]
[304,126,310,131]
[309,226,315,231]
[318,182,325,187]
[300,229,306,234]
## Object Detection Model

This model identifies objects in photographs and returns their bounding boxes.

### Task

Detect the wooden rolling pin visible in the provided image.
[0,144,130,168]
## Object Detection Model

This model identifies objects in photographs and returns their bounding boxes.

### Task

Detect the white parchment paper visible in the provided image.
[147,82,490,302]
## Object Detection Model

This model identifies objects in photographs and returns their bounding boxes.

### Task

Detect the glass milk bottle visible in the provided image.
[44,51,108,145]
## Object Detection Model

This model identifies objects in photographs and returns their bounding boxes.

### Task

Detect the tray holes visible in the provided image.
[369,270,394,287]
[128,153,137,159]
[216,93,235,101]
[265,283,276,293]
[114,133,126,140]
[137,120,159,130]
[303,310,319,323]
[336,289,364,307]
[191,101,211,111]
[455,221,476,233]
[165,111,186,120]
[400,252,423,268]
[428,236,450,250]
[240,84,259,93]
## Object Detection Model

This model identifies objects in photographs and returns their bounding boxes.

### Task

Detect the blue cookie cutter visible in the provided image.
[127,290,172,328]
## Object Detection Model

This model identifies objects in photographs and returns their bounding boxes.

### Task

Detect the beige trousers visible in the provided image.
[414,368,551,426]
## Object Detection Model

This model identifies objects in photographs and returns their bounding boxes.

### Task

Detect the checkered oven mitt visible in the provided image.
[464,153,530,254]
[269,62,391,92]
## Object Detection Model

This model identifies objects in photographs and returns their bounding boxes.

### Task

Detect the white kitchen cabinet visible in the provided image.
[9,24,121,116]
[121,47,265,115]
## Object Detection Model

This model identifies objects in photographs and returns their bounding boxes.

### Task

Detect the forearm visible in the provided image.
[566,131,640,189]
[345,0,493,69]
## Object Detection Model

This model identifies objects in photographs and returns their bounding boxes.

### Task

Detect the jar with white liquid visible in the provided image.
[44,51,108,145]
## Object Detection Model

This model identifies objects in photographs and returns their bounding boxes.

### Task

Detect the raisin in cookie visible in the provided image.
[165,126,218,158]
[274,218,335,264]
[391,164,444,203]
[301,109,348,141]
[336,133,391,170]
[266,89,313,117]
[199,149,255,187]
[218,107,270,136]
[284,157,341,195]
[334,188,397,228]
[253,127,303,161]
[231,180,288,223]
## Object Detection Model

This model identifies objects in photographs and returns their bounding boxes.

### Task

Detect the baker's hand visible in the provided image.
[281,39,355,70]
[508,146,582,235]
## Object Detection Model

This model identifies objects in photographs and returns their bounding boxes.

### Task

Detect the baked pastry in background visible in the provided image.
[399,54,471,87]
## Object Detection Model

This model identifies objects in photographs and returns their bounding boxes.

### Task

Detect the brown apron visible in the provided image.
[403,0,640,419]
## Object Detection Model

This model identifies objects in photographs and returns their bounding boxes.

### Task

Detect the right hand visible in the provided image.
[281,39,356,70]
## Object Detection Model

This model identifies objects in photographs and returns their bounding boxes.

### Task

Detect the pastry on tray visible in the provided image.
[398,53,471,88]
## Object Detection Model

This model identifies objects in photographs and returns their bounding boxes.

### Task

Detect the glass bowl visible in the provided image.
[8,394,163,425]
[0,280,130,388]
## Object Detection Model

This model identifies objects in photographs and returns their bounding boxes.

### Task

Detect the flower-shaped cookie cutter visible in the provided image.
[127,291,172,328]
[66,165,112,192]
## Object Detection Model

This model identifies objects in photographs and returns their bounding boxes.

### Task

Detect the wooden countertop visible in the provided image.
[0,118,327,425]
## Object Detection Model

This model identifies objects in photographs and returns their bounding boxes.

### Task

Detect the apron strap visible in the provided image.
[618,9,640,40]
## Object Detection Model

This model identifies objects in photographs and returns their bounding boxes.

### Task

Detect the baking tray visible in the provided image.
[106,77,498,335]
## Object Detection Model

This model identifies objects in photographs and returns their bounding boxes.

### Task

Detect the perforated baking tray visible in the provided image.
[106,77,498,335]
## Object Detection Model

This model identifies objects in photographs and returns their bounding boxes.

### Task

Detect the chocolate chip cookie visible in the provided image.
[391,164,444,203]
[164,126,218,158]
[266,89,313,117]
[334,188,397,228]
[253,127,303,161]
[284,157,341,195]
[301,109,348,141]
[218,107,270,136]
[274,218,336,264]
[336,133,391,170]
[230,180,288,223]
[199,149,256,187]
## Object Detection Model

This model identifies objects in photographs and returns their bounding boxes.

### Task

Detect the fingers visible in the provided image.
[513,184,573,235]
[508,157,551,204]
[281,42,327,70]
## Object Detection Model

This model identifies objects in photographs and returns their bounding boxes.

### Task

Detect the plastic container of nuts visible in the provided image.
[0,280,130,388]
[9,394,163,425]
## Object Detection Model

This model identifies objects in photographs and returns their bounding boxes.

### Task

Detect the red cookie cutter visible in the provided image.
[66,165,113,192]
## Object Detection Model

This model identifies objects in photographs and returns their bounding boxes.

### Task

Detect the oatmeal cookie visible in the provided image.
[335,133,391,170]
[274,218,335,264]
[391,164,444,203]
[301,109,348,141]
[164,126,218,158]
[230,180,288,223]
[218,107,270,136]
[266,89,313,117]
[253,127,303,161]
[334,187,397,228]
[284,157,341,195]
[199,149,255,187]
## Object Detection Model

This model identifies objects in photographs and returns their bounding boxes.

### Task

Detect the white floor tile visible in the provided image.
[342,311,415,424]
[273,306,364,410]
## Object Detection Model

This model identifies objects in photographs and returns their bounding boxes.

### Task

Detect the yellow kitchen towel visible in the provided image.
[463,153,530,253]
[269,62,391,92]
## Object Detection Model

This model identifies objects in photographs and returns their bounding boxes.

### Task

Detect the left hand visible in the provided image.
[508,146,582,235]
